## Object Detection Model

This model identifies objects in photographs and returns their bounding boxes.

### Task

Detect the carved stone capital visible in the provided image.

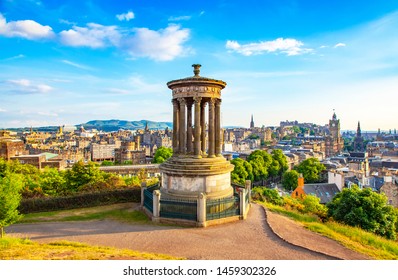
[177,97,186,105]
[193,96,202,104]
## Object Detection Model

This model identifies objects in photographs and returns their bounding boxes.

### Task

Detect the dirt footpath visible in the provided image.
[8,203,369,260]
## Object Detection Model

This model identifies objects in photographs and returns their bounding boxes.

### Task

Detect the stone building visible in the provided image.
[325,111,344,157]
[114,140,146,164]
[90,143,116,162]
[353,121,365,152]
[0,139,27,160]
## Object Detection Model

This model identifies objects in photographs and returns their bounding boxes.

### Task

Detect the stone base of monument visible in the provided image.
[159,156,235,200]
[138,156,251,228]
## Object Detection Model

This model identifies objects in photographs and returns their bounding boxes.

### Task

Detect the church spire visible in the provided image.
[250,114,254,128]
[357,121,361,137]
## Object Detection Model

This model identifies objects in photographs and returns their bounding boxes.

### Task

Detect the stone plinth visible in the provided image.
[160,156,234,200]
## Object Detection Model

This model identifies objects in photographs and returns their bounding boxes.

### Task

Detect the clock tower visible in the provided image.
[329,111,340,139]
[325,110,344,157]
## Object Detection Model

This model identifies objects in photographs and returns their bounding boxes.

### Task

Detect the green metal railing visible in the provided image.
[142,183,159,213]
[160,198,197,221]
[206,195,240,221]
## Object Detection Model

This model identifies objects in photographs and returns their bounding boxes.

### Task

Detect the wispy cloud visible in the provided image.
[0,13,54,40]
[59,19,76,25]
[37,111,58,117]
[2,54,25,61]
[334,42,346,48]
[116,11,135,22]
[105,88,131,95]
[168,15,191,21]
[61,59,93,70]
[6,79,53,94]
[226,38,312,56]
[0,108,7,112]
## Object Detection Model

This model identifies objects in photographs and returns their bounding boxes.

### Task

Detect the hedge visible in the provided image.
[19,188,141,214]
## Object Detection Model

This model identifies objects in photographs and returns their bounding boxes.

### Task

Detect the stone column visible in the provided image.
[197,193,207,227]
[178,98,186,154]
[172,99,179,155]
[140,187,147,208]
[240,188,247,219]
[152,190,161,222]
[193,97,202,158]
[186,101,193,154]
[200,101,207,156]
[215,99,221,157]
[208,98,215,158]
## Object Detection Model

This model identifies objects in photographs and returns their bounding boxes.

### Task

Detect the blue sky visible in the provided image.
[0,0,398,131]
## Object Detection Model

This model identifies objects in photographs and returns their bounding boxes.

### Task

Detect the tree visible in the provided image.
[328,185,397,240]
[153,147,172,163]
[101,160,114,166]
[248,150,272,181]
[39,167,67,196]
[0,173,23,238]
[231,158,249,185]
[282,170,299,191]
[271,149,288,176]
[294,158,326,183]
[64,161,104,192]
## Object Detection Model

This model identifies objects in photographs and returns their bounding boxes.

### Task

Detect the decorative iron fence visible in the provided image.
[160,198,197,221]
[206,195,240,221]
[142,183,159,213]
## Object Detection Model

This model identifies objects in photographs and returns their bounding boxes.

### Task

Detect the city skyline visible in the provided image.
[0,1,398,131]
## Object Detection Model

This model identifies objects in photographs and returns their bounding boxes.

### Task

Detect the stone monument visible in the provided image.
[159,64,235,200]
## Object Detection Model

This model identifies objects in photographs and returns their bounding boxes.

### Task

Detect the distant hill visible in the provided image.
[4,119,172,132]
[78,119,173,132]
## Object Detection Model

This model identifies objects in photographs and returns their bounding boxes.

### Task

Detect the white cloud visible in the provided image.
[124,24,190,61]
[2,54,25,61]
[106,88,131,95]
[0,108,6,112]
[6,79,53,94]
[37,111,58,117]
[334,42,346,48]
[61,60,93,70]
[59,23,121,48]
[116,11,135,21]
[54,21,190,61]
[0,13,54,40]
[168,15,191,21]
[226,38,312,56]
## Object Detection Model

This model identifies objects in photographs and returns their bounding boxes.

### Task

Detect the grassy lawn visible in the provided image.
[0,237,183,260]
[19,203,150,224]
[262,202,398,260]
[1,203,184,260]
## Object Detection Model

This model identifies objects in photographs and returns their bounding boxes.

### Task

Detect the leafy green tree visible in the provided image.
[64,161,104,192]
[249,155,268,181]
[271,149,288,176]
[101,160,114,166]
[39,167,67,196]
[328,185,397,240]
[282,170,300,191]
[268,160,280,179]
[0,173,23,238]
[294,158,326,183]
[301,195,327,220]
[231,158,248,185]
[292,126,301,134]
[152,147,173,163]
[247,150,272,181]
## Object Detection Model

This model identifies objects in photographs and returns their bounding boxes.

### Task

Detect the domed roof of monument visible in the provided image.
[167,64,226,89]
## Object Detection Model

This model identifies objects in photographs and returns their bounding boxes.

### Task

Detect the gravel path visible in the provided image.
[8,203,369,260]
